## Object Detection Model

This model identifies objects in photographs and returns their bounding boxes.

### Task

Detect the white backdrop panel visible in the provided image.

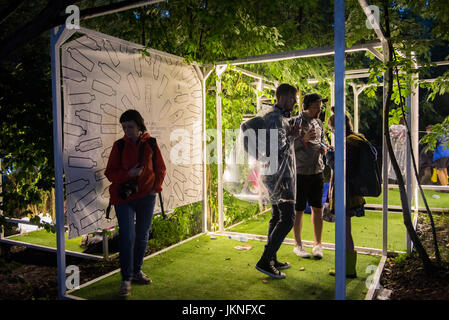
[62,31,203,239]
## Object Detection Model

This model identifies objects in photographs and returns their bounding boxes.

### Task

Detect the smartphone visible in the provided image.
[295,117,302,127]
[320,142,327,148]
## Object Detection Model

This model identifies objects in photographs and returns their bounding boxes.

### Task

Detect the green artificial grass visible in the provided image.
[7,229,88,254]
[365,188,449,209]
[70,234,381,300]
[230,210,407,252]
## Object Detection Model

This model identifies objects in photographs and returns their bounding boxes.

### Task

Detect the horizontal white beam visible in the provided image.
[82,0,166,20]
[417,60,449,68]
[346,68,371,74]
[0,238,103,260]
[345,72,371,79]
[215,41,382,66]
[210,231,405,256]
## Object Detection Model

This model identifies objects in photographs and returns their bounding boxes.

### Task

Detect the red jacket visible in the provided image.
[105,133,166,205]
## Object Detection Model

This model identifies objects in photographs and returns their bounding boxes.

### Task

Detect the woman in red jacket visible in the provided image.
[105,109,166,297]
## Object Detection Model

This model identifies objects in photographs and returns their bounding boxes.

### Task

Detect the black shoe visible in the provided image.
[273,260,291,270]
[256,260,286,279]
[132,271,152,285]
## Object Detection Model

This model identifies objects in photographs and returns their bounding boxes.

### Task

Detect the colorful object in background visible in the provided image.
[431,168,438,183]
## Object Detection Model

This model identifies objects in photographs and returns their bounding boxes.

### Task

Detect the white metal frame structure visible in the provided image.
[44,0,449,301]
[210,1,384,300]
[50,24,212,299]
[48,1,378,300]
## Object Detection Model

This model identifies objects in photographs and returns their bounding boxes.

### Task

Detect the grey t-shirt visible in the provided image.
[293,111,326,175]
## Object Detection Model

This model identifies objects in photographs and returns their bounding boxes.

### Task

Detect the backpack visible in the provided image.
[105,137,166,219]
[240,116,271,160]
[347,133,382,197]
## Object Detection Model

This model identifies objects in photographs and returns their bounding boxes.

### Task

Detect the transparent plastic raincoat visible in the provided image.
[223,106,296,205]
[388,124,407,181]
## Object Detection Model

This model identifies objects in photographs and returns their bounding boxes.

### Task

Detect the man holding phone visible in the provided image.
[292,93,328,259]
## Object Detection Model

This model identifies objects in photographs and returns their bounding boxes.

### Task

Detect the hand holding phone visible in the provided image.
[319,141,329,154]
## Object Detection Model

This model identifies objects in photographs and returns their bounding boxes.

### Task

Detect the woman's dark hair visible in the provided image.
[119,109,147,132]
[328,106,353,133]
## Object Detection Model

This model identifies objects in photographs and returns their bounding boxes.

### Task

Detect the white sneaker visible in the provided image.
[312,244,323,259]
[293,245,312,258]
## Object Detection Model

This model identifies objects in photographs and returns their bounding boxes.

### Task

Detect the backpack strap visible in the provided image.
[145,137,167,220]
[106,138,125,220]
[117,138,125,166]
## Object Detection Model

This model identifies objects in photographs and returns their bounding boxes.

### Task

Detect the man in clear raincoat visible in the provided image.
[252,83,300,279]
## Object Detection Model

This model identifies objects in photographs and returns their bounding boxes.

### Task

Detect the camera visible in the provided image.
[118,180,139,200]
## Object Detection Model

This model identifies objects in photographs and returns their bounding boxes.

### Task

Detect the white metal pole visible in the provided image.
[329,81,335,146]
[351,84,360,133]
[256,78,264,211]
[406,96,412,253]
[382,55,389,258]
[411,52,420,211]
[216,66,226,233]
[334,0,346,301]
[201,70,210,233]
[81,0,166,20]
[51,25,67,300]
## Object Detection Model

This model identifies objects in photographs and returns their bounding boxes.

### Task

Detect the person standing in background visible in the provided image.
[433,132,449,186]
[292,93,328,260]
[255,83,300,279]
[388,118,407,184]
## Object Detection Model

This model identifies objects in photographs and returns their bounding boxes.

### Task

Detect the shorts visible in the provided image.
[295,173,324,211]
[434,157,449,170]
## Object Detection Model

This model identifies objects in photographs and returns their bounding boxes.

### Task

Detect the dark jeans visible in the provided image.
[115,193,156,281]
[261,201,295,263]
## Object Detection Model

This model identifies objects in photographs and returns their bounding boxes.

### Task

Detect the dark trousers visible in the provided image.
[261,201,295,263]
[115,193,156,281]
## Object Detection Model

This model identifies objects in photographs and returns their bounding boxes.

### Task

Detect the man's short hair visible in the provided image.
[276,83,297,101]
[303,93,328,110]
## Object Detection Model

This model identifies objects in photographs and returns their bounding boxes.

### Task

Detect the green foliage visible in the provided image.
[148,201,203,251]
[419,118,449,150]
[29,215,56,234]
[393,252,410,266]
[0,27,53,223]
[223,190,260,228]
[388,106,409,126]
